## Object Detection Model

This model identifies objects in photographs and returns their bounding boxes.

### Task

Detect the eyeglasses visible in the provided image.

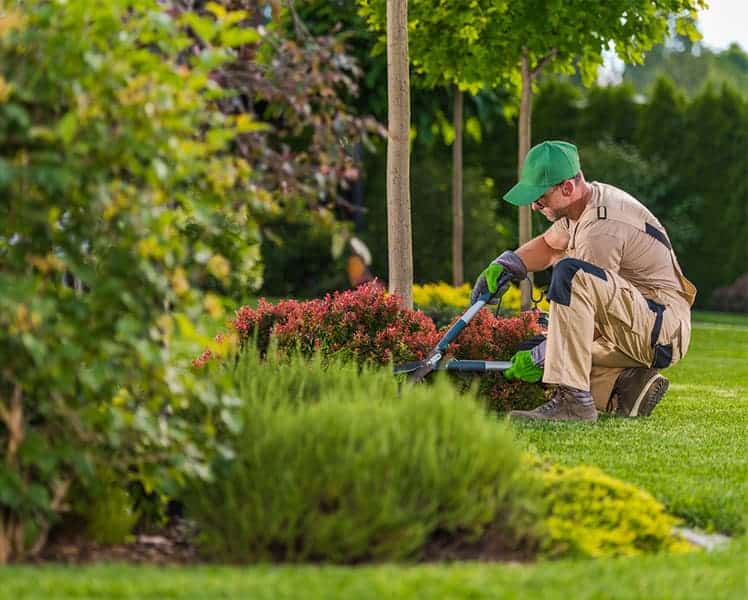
[533,183,561,208]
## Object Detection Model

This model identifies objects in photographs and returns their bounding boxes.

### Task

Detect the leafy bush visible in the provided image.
[195,283,546,411]
[711,274,748,313]
[185,350,544,562]
[448,310,547,412]
[205,281,440,367]
[0,0,261,561]
[83,487,139,546]
[539,463,693,558]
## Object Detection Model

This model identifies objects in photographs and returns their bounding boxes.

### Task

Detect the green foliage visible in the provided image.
[578,140,700,251]
[358,0,704,92]
[539,463,691,557]
[185,351,543,562]
[357,0,512,93]
[362,146,512,284]
[82,485,139,546]
[678,83,748,299]
[625,39,748,99]
[576,84,639,146]
[259,208,348,299]
[635,76,688,160]
[0,0,263,560]
[532,78,583,141]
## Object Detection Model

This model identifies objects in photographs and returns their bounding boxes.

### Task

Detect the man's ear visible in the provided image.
[561,179,574,196]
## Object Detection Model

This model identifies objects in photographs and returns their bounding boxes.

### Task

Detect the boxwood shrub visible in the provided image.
[538,462,694,558]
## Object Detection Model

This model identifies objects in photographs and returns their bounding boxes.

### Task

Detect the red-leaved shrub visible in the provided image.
[448,309,547,412]
[196,281,546,411]
[232,281,439,366]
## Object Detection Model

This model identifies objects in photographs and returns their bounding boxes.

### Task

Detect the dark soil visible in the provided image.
[38,520,537,565]
[419,527,537,563]
[40,519,199,565]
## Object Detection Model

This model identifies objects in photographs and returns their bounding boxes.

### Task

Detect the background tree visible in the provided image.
[386,0,413,307]
[359,0,513,286]
[497,0,705,308]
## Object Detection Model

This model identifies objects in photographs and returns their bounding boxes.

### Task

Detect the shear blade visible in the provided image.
[393,361,426,375]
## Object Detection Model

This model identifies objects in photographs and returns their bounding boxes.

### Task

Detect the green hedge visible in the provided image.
[185,351,544,562]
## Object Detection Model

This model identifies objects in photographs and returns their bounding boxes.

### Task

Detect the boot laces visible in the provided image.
[538,392,564,413]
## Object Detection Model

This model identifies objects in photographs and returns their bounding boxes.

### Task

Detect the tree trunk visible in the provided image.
[518,51,533,310]
[269,0,282,22]
[386,0,413,307]
[451,86,464,286]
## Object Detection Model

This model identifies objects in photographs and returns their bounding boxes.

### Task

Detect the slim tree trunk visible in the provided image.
[386,0,413,307]
[518,51,533,310]
[451,86,464,286]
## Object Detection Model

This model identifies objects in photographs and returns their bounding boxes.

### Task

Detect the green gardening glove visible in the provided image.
[470,263,508,305]
[482,263,505,295]
[504,350,543,383]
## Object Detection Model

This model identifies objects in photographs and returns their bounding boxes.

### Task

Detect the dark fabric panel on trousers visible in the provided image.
[547,258,608,307]
[646,299,666,348]
[652,343,673,369]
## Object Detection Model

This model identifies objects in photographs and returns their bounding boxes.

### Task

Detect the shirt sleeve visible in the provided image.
[544,219,570,251]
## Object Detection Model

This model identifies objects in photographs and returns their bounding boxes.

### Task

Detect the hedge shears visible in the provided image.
[394,271,513,382]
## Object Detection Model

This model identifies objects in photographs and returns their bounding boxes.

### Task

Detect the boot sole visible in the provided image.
[629,374,669,417]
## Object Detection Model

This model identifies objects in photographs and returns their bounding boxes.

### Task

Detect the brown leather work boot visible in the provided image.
[607,368,669,417]
[510,386,598,422]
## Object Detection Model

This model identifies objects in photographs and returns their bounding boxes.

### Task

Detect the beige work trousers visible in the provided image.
[542,259,691,411]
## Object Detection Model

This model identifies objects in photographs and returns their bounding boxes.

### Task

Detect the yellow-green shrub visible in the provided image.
[413,282,550,313]
[539,463,695,558]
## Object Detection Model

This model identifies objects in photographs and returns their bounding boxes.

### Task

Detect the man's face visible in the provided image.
[531,183,568,221]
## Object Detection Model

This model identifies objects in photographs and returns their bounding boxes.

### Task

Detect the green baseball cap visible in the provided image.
[503,140,580,206]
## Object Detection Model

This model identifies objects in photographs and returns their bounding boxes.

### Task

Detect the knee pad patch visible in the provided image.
[547,258,607,306]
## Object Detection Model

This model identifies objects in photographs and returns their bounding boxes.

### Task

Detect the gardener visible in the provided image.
[471,140,696,421]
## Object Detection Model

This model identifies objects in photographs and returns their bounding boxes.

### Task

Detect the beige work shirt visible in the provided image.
[545,182,692,313]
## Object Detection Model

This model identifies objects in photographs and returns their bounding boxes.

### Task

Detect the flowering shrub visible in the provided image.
[413,281,550,313]
[228,281,439,367]
[196,281,546,411]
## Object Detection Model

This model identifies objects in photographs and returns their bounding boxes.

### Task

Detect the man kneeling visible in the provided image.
[471,141,696,421]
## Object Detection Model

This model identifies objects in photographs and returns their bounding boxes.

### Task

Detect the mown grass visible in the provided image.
[2,537,748,600]
[692,309,748,327]
[514,317,748,534]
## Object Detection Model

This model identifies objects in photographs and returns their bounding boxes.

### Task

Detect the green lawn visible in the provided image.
[2,314,747,599]
[515,318,748,534]
[2,538,748,600]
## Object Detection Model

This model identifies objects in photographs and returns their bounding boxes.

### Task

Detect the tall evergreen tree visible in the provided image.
[635,77,688,162]
[680,84,748,299]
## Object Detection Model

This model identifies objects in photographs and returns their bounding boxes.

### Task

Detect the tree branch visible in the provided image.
[531,48,559,79]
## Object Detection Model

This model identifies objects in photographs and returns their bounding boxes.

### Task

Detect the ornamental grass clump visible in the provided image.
[184,350,545,563]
